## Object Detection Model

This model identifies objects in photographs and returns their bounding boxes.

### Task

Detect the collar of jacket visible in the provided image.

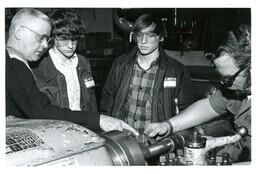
[124,46,168,71]
[40,54,88,82]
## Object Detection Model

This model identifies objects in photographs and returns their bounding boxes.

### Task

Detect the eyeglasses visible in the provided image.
[21,26,51,44]
[220,64,249,87]
[135,32,157,42]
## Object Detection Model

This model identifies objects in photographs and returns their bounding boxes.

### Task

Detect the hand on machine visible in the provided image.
[154,126,248,165]
[100,114,139,136]
[101,125,248,166]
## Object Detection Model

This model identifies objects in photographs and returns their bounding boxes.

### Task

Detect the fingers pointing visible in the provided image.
[122,122,139,136]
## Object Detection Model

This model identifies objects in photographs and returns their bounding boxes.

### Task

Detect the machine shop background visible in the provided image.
[5,8,251,106]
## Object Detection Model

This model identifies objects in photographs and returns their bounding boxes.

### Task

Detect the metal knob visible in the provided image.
[236,126,248,138]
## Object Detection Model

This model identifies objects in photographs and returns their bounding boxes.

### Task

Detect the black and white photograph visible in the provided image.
[1,0,255,171]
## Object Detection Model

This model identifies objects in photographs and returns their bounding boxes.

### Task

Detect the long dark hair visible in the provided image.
[132,13,167,39]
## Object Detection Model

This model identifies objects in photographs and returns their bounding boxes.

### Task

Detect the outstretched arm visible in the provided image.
[145,98,220,137]
[171,98,219,133]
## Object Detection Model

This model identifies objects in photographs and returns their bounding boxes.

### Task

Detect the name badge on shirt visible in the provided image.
[164,77,176,88]
[84,77,95,88]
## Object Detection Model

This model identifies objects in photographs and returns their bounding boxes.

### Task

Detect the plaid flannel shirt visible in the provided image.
[125,57,159,145]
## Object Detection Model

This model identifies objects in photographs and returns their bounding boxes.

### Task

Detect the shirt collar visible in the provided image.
[135,52,159,70]
[49,48,78,68]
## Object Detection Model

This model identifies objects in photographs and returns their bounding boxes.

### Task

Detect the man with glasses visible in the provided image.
[32,9,97,113]
[145,24,251,162]
[100,13,194,145]
[20,26,52,44]
[6,8,139,136]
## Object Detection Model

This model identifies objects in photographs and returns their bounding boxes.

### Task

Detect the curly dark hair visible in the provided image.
[51,9,85,39]
[213,24,251,89]
[214,24,251,68]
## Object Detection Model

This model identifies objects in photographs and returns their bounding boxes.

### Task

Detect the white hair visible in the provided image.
[8,8,51,37]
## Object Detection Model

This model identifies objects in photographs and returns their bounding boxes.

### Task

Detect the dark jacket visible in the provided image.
[100,47,195,122]
[6,50,100,131]
[32,53,97,112]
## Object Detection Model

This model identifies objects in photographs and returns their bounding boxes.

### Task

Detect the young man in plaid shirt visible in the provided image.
[100,13,194,145]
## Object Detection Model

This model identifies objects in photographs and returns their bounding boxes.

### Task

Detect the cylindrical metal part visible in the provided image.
[100,131,145,166]
[184,147,207,165]
[186,129,206,148]
[184,129,207,165]
[142,138,173,159]
[101,131,186,165]
[142,133,186,159]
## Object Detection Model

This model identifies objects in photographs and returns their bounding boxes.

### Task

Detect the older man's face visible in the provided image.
[20,18,51,62]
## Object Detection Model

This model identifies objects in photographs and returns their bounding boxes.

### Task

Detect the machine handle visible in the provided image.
[236,126,248,138]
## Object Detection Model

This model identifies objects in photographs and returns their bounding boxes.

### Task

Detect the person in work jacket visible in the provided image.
[145,24,251,162]
[100,13,194,145]
[6,8,139,136]
[32,9,97,112]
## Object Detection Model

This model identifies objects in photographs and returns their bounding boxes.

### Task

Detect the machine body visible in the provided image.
[6,116,248,166]
[101,130,186,165]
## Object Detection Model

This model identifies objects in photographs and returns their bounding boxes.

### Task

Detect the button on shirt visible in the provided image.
[125,56,159,145]
[49,49,81,111]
